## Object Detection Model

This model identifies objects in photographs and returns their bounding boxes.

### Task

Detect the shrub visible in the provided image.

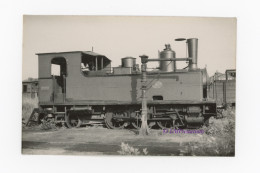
[184,108,235,156]
[22,96,38,124]
[118,142,148,156]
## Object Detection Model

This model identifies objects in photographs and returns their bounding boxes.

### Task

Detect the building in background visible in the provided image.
[22,78,38,98]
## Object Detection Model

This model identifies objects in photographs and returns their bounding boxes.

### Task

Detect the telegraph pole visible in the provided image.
[139,55,149,135]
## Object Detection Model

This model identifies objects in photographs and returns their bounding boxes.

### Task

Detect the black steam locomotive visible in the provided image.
[27,38,217,129]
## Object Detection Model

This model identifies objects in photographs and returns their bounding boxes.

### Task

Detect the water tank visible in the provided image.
[159,44,176,72]
[121,57,136,68]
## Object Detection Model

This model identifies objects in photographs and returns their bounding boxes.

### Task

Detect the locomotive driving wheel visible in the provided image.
[131,112,142,129]
[65,111,82,128]
[131,119,142,129]
[131,112,156,129]
[105,112,125,129]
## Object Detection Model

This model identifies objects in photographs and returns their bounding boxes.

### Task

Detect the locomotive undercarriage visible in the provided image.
[29,103,215,129]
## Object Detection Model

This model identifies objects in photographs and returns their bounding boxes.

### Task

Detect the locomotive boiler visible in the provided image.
[29,38,217,129]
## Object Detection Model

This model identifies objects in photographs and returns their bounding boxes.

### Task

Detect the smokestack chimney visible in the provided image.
[187,38,198,70]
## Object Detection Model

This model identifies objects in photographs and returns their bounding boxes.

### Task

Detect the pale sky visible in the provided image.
[22,16,236,80]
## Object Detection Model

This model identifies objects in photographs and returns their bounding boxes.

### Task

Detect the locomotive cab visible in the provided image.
[37,51,111,105]
[81,52,111,76]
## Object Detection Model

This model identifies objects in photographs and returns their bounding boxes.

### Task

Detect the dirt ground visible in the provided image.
[22,126,205,156]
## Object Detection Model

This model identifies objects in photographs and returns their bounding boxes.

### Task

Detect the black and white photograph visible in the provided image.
[2,0,260,172]
[22,16,236,156]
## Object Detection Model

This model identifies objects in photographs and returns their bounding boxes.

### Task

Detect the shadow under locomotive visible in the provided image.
[26,38,217,130]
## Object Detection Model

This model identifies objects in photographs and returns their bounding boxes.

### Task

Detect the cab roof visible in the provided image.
[36,51,111,61]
